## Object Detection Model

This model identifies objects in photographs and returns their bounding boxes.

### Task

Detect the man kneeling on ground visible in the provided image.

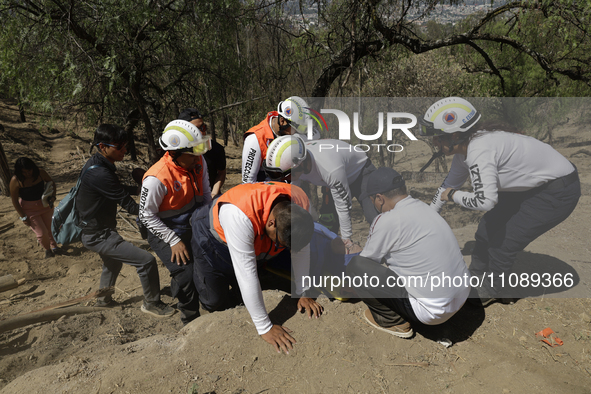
[191,182,323,354]
[348,167,470,338]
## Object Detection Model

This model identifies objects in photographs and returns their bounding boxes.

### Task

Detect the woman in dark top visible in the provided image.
[9,157,61,258]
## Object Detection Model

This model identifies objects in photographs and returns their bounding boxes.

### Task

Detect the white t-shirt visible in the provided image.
[432,130,575,212]
[293,139,368,240]
[218,204,310,335]
[139,161,211,246]
[361,196,470,325]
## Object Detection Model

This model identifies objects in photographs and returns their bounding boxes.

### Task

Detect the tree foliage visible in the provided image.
[308,0,591,97]
[1,0,590,166]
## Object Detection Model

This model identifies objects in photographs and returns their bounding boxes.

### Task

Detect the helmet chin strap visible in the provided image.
[170,150,184,167]
[419,150,445,172]
[277,117,292,136]
[419,133,470,172]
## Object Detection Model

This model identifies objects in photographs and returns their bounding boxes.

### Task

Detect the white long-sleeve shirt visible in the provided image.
[361,196,470,325]
[431,131,575,212]
[242,117,321,184]
[242,133,266,184]
[140,161,211,245]
[218,204,310,335]
[293,139,368,240]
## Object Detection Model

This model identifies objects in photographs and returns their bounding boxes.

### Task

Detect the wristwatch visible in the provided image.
[447,189,457,202]
[20,216,28,221]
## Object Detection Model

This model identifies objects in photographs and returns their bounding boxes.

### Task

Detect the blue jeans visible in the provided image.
[191,204,241,311]
[148,230,199,324]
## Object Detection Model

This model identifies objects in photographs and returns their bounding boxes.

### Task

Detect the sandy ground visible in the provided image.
[0,98,590,393]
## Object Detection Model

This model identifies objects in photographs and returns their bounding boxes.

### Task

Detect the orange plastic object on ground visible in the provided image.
[535,327,564,347]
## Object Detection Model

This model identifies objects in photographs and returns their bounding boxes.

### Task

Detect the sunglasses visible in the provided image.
[99,142,128,150]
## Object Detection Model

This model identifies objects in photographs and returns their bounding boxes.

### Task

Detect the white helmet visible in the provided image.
[277,96,310,134]
[263,135,307,180]
[419,97,481,137]
[159,119,211,155]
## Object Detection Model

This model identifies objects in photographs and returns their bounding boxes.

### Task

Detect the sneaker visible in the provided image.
[468,293,517,307]
[141,300,176,318]
[95,297,120,308]
[467,285,517,307]
[363,309,413,338]
[44,250,54,259]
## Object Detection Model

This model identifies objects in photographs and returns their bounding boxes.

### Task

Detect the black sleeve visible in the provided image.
[124,184,140,196]
[93,167,139,215]
[215,144,226,171]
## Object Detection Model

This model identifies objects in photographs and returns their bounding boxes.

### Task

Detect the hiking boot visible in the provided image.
[141,300,176,318]
[363,309,413,339]
[44,250,54,259]
[51,247,65,256]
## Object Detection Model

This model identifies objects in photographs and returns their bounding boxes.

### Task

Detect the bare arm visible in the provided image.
[211,169,226,196]
[39,168,56,199]
[9,176,29,224]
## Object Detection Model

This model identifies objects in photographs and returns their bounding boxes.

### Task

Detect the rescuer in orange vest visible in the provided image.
[242,96,319,184]
[140,120,212,324]
[191,182,323,354]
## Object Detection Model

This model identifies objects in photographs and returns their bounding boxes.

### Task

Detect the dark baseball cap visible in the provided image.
[178,108,203,122]
[360,167,405,200]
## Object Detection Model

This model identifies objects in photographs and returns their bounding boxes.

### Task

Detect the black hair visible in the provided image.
[178,108,203,122]
[275,202,314,252]
[14,157,40,184]
[92,124,127,147]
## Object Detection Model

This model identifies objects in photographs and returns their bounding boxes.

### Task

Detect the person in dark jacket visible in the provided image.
[76,124,174,317]
[178,108,226,197]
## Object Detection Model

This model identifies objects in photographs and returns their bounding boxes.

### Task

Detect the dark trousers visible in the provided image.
[191,204,242,312]
[470,174,581,295]
[148,231,200,324]
[347,255,418,327]
[349,159,379,225]
[81,228,161,303]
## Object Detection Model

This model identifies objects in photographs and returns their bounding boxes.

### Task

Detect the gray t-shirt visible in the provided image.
[433,130,575,212]
[361,196,470,325]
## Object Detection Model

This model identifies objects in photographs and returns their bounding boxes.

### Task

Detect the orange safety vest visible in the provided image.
[143,152,204,218]
[212,182,310,259]
[244,111,278,162]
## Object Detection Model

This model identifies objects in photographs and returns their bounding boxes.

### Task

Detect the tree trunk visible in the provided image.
[0,306,111,333]
[18,102,26,122]
[222,111,229,146]
[0,140,11,196]
[124,109,141,162]
[205,85,218,145]
[0,275,26,293]
[130,85,157,164]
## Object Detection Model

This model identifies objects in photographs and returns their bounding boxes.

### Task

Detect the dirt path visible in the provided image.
[1,100,591,393]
